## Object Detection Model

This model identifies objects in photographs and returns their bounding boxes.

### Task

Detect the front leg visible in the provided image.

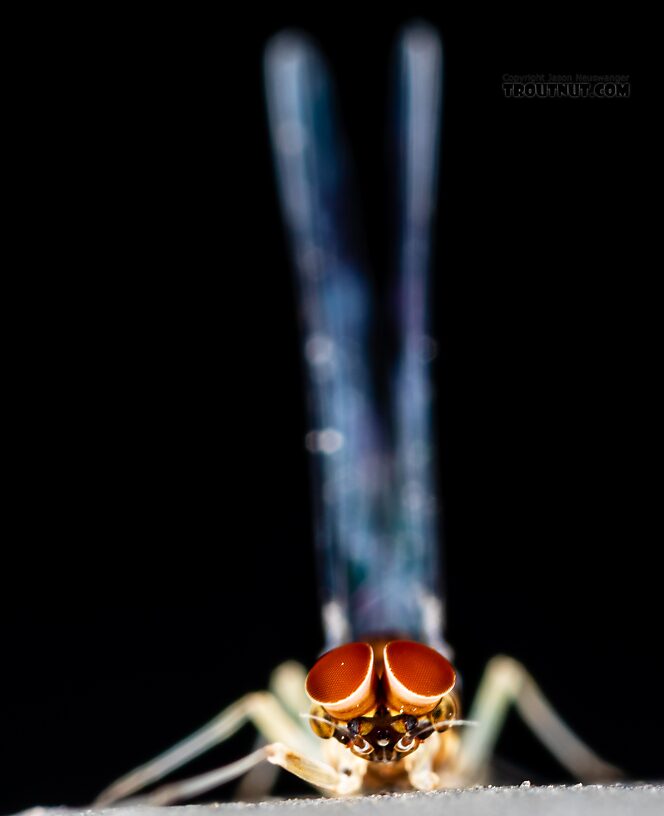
[132,740,367,805]
[270,739,367,795]
[404,730,442,791]
[95,675,317,806]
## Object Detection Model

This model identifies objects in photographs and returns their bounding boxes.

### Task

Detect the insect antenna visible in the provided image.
[412,718,478,738]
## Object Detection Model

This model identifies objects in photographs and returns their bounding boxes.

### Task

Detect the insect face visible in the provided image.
[305,640,457,762]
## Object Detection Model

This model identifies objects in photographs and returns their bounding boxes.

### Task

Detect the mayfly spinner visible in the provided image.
[95,22,621,806]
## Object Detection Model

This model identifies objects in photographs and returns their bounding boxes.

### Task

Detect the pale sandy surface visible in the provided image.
[16,784,664,816]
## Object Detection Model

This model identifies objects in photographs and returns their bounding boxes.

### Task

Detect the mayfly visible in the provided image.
[95,22,621,806]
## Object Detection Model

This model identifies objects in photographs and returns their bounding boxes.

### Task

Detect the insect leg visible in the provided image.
[132,741,365,805]
[95,669,317,806]
[234,661,312,800]
[269,660,311,718]
[128,746,275,805]
[404,730,442,790]
[457,655,623,784]
[271,739,366,796]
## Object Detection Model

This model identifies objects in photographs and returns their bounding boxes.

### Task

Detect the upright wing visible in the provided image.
[264,32,386,649]
[390,23,449,655]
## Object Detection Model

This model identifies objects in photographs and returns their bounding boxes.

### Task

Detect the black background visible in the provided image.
[3,6,656,814]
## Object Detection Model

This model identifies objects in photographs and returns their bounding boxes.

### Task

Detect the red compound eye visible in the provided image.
[305,642,377,718]
[383,640,456,715]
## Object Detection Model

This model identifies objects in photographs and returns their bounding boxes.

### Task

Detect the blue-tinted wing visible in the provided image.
[264,33,386,649]
[264,27,447,653]
[390,24,449,654]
